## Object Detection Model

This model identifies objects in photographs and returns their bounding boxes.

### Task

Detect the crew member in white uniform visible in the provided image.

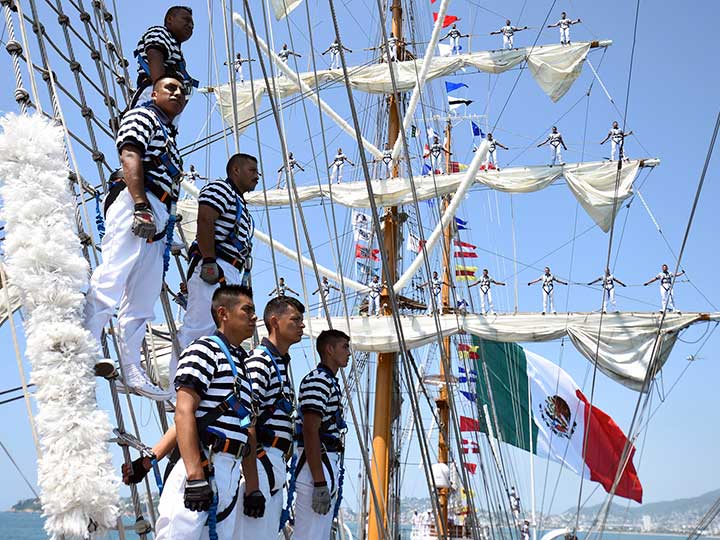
[171,154,258,384]
[277,43,301,76]
[484,133,508,169]
[418,271,448,315]
[374,142,394,179]
[490,20,528,49]
[237,297,306,538]
[312,276,340,317]
[520,519,531,540]
[269,277,299,297]
[277,151,305,188]
[469,269,505,315]
[537,126,567,166]
[291,330,350,540]
[130,7,196,116]
[429,135,451,174]
[588,268,626,312]
[547,12,582,45]
[155,285,257,540]
[528,266,568,314]
[329,147,355,183]
[85,75,186,399]
[509,486,520,522]
[224,53,254,84]
[644,263,684,312]
[322,40,352,70]
[366,275,383,316]
[600,121,634,161]
[182,164,204,198]
[440,23,469,55]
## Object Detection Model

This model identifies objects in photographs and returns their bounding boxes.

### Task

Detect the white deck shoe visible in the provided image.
[124,364,172,401]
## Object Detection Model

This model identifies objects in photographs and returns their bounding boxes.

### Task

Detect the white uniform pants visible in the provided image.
[451,36,460,54]
[480,289,494,314]
[330,51,340,70]
[155,453,244,540]
[560,27,570,44]
[235,65,244,84]
[485,149,498,168]
[368,293,381,315]
[542,288,555,313]
[550,145,563,165]
[388,43,397,62]
[503,35,513,49]
[293,450,341,540]
[170,259,244,382]
[660,286,675,311]
[236,447,286,538]
[330,163,344,183]
[317,292,330,317]
[85,190,169,369]
[431,154,442,173]
[382,160,392,178]
[602,287,616,311]
[427,291,442,314]
[610,140,625,161]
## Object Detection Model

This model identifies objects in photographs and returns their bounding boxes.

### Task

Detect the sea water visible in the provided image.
[2,512,717,540]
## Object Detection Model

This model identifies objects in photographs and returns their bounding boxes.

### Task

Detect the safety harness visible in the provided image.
[542,274,555,293]
[659,271,673,290]
[135,48,199,97]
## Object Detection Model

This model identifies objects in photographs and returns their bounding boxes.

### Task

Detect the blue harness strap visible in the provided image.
[135,52,199,92]
[94,192,106,243]
[279,451,299,532]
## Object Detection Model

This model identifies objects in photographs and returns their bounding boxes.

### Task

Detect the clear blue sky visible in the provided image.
[0,0,717,526]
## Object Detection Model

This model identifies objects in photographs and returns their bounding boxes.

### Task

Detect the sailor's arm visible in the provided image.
[490,29,502,35]
[643,276,657,286]
[615,278,627,287]
[302,412,327,485]
[625,130,634,137]
[599,132,611,145]
[537,137,549,148]
[312,287,320,295]
[560,136,568,150]
[527,277,541,285]
[242,427,260,493]
[286,286,299,295]
[675,270,685,277]
[496,141,509,150]
[587,277,601,285]
[555,277,568,285]
[175,387,204,480]
[197,204,220,260]
[146,48,167,82]
[120,144,149,206]
[492,280,506,286]
[467,280,480,288]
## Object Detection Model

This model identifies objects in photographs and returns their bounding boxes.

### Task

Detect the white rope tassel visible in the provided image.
[0,114,119,538]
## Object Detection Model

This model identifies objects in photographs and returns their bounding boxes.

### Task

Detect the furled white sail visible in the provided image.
[179,160,656,233]
[213,41,608,133]
[269,0,302,20]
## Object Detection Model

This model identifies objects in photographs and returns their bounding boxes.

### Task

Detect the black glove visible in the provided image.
[122,455,152,485]
[184,479,214,512]
[312,481,332,515]
[131,202,156,239]
[243,489,266,518]
[200,257,221,285]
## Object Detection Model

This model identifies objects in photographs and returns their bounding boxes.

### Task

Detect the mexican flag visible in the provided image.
[474,340,643,503]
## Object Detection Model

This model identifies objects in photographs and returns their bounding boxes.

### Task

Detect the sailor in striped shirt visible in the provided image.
[172,154,259,383]
[291,330,350,540]
[237,296,306,537]
[85,74,186,400]
[130,6,196,109]
[155,285,258,540]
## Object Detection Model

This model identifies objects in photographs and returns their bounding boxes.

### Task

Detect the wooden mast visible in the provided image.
[436,119,453,534]
[367,1,403,539]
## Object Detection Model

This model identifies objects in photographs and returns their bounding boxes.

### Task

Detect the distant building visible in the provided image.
[641,515,652,532]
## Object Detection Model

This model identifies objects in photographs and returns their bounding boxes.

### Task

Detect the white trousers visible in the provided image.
[560,27,570,44]
[330,163,344,183]
[330,51,340,70]
[170,259,244,381]
[451,36,460,54]
[367,294,381,315]
[155,453,244,540]
[235,65,244,84]
[542,288,555,313]
[85,190,169,368]
[602,287,616,311]
[503,35,513,49]
[236,447,286,538]
[480,290,494,314]
[382,160,392,178]
[317,292,330,318]
[293,450,341,540]
[550,145,563,165]
[660,286,675,311]
[485,149,498,167]
[610,140,625,161]
[388,44,397,62]
[427,291,442,314]
[431,154,442,173]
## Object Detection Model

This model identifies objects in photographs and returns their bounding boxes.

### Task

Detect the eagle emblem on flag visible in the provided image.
[539,395,577,439]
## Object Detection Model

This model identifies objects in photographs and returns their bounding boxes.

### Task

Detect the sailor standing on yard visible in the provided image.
[85,74,186,399]
[484,133,508,169]
[509,486,520,521]
[490,20,528,49]
[366,275,383,316]
[131,6,196,111]
[237,297,306,537]
[469,269,505,315]
[547,12,581,45]
[171,153,258,383]
[329,147,355,183]
[429,135,451,174]
[313,276,340,317]
[277,43,301,76]
[322,40,352,70]
[374,142,394,179]
[537,126,567,166]
[224,53,254,84]
[644,263,684,312]
[154,285,257,540]
[269,277,299,297]
[588,268,626,312]
[600,121,633,161]
[528,266,567,314]
[290,330,350,540]
[440,23,469,55]
[277,151,305,188]
[418,271,448,315]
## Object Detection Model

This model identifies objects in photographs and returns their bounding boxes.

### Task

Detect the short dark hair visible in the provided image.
[153,71,185,89]
[165,6,192,23]
[316,329,350,357]
[263,296,305,329]
[211,284,253,326]
[226,153,258,177]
